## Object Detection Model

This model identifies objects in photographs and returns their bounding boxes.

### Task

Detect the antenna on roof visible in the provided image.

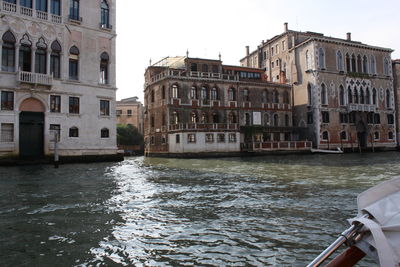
[149,58,152,66]
[218,52,221,61]
[186,49,189,58]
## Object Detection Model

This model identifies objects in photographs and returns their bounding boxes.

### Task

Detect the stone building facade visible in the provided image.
[241,23,396,151]
[116,97,143,134]
[143,56,311,157]
[392,60,400,146]
[0,0,118,159]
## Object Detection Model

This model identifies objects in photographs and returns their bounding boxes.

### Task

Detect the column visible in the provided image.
[0,41,3,71]
[31,47,36,73]
[14,44,20,72]
[46,50,51,75]
[60,52,64,79]
[47,0,51,14]
[32,0,36,18]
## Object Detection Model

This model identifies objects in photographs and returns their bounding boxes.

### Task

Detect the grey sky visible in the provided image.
[116,0,400,101]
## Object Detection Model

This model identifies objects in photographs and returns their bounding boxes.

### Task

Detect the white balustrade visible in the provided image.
[17,71,53,86]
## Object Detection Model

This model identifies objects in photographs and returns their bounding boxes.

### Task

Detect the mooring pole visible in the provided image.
[54,132,59,168]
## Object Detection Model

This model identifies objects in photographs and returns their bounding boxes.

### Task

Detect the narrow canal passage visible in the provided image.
[1,153,396,266]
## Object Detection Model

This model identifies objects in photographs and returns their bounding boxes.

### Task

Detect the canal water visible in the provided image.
[1,153,397,266]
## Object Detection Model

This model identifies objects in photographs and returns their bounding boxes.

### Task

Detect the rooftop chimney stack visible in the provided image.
[347,32,351,41]
[284,22,288,33]
[246,46,249,56]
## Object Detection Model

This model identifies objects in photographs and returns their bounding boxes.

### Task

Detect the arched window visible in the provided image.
[374,131,380,140]
[341,131,347,140]
[69,45,79,80]
[321,83,327,105]
[363,55,368,73]
[306,50,311,70]
[360,89,365,104]
[273,114,279,126]
[243,88,249,101]
[228,88,236,101]
[339,85,345,106]
[202,64,208,73]
[50,40,61,78]
[285,114,290,126]
[211,87,218,100]
[386,89,391,108]
[19,34,32,72]
[354,89,359,104]
[212,112,219,123]
[348,87,353,104]
[228,112,236,124]
[171,111,179,124]
[35,38,47,74]
[245,113,251,125]
[345,53,351,72]
[190,86,197,99]
[101,128,109,138]
[100,52,109,84]
[201,86,207,101]
[307,83,312,106]
[357,55,362,73]
[389,132,394,140]
[100,0,110,28]
[283,91,289,104]
[366,88,371,104]
[273,90,279,103]
[201,112,208,123]
[190,112,198,123]
[351,54,356,72]
[318,48,325,69]
[70,0,80,21]
[322,131,329,141]
[387,114,394,124]
[384,57,390,76]
[1,31,16,72]
[171,84,178,98]
[372,88,377,105]
[337,51,343,71]
[264,113,269,126]
[69,126,79,137]
[370,56,376,74]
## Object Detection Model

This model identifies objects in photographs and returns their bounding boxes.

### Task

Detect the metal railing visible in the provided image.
[242,141,312,151]
[0,1,62,24]
[168,123,239,131]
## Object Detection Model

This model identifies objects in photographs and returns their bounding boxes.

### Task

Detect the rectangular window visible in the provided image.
[2,43,15,72]
[36,0,47,12]
[349,112,356,124]
[50,53,60,78]
[205,133,214,143]
[282,40,285,51]
[100,100,110,116]
[69,127,79,137]
[50,95,61,113]
[51,0,61,15]
[35,49,46,74]
[127,109,132,116]
[101,128,109,138]
[1,123,14,142]
[69,0,80,20]
[187,134,196,143]
[339,113,348,123]
[322,111,330,123]
[1,91,14,110]
[176,134,180,144]
[229,133,236,143]
[20,0,32,8]
[161,135,166,144]
[50,124,61,142]
[69,96,79,114]
[116,109,122,116]
[217,133,225,142]
[69,59,78,80]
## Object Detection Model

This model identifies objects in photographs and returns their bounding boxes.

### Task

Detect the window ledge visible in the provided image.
[69,17,83,24]
[99,115,111,118]
[68,113,81,117]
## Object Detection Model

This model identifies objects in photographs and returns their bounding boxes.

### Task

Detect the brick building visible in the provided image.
[0,0,118,160]
[143,56,311,157]
[393,60,400,146]
[241,23,396,151]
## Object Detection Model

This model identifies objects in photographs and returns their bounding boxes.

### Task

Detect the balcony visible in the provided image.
[0,1,63,24]
[348,104,376,112]
[168,123,239,132]
[17,71,53,87]
[149,69,239,85]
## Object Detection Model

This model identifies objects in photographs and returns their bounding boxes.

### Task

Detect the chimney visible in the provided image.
[246,46,249,56]
[284,22,288,33]
[346,32,351,41]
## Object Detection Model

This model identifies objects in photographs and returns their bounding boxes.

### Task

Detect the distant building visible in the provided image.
[116,97,143,133]
[143,56,311,157]
[392,60,400,146]
[241,23,396,151]
[0,0,119,160]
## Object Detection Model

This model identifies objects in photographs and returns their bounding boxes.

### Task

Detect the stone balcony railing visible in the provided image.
[168,123,239,132]
[148,69,239,85]
[17,71,53,86]
[348,103,376,112]
[241,141,312,151]
[0,0,62,24]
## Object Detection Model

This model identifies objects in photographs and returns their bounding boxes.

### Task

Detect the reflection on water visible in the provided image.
[1,153,397,266]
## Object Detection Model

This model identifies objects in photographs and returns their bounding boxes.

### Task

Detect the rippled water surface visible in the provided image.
[1,153,398,266]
